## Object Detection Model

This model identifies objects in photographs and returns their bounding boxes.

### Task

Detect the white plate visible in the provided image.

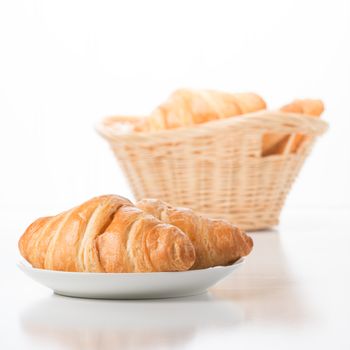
[18,259,244,299]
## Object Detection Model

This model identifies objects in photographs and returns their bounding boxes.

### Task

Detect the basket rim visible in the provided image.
[96,109,329,143]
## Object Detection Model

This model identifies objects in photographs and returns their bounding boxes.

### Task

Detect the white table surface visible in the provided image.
[2,209,350,350]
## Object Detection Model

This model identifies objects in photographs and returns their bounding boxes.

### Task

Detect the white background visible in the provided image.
[0,0,349,225]
[1,2,350,350]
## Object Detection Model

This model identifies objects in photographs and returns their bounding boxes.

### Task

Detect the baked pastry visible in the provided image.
[262,99,324,156]
[18,195,196,273]
[145,89,266,130]
[280,99,324,116]
[136,198,253,269]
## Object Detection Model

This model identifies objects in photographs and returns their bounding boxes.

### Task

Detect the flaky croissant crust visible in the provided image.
[19,195,196,273]
[136,198,253,269]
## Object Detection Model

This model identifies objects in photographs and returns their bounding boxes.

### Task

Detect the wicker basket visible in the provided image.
[97,111,328,230]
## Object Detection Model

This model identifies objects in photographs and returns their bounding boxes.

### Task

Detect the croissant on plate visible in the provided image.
[19,195,253,272]
[143,88,266,131]
[136,198,253,270]
[18,195,196,273]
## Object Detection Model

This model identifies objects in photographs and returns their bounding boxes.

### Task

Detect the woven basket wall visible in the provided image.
[97,111,328,230]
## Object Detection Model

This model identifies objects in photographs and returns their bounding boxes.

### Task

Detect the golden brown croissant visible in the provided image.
[136,198,253,270]
[262,99,324,156]
[18,195,196,273]
[144,89,266,130]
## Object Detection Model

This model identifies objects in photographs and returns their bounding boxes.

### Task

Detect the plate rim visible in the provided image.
[17,258,245,277]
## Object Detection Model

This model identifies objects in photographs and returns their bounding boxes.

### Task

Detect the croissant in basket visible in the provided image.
[143,88,267,131]
[96,88,327,231]
[138,89,324,156]
[262,99,325,156]
[18,195,253,272]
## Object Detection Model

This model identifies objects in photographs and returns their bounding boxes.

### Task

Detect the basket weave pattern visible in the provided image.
[97,111,328,230]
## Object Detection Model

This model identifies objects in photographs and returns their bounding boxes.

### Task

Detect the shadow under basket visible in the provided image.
[96,111,328,231]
